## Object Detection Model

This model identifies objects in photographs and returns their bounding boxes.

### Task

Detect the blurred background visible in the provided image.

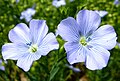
[0,0,120,81]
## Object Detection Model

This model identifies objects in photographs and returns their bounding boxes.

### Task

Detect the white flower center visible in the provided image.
[79,36,87,46]
[28,44,38,53]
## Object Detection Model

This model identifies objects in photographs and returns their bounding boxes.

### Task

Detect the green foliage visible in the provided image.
[0,0,120,81]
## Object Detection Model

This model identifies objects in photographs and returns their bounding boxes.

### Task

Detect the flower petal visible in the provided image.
[89,25,117,50]
[2,43,28,60]
[76,10,101,36]
[32,52,41,60]
[114,0,120,5]
[0,59,5,71]
[86,45,110,70]
[17,54,34,71]
[0,66,5,71]
[38,33,59,56]
[20,8,36,22]
[9,23,30,44]
[95,10,108,17]
[28,51,41,60]
[52,0,66,8]
[58,17,80,42]
[64,42,86,64]
[27,8,36,15]
[29,19,48,46]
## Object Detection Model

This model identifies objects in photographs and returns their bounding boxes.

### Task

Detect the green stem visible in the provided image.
[57,54,66,63]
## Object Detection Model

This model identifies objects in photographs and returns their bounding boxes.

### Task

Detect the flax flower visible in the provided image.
[57,10,117,70]
[114,0,120,5]
[20,8,36,22]
[52,0,66,8]
[2,19,59,71]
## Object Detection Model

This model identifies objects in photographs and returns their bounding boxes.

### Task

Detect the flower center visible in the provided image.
[80,36,87,46]
[28,44,38,53]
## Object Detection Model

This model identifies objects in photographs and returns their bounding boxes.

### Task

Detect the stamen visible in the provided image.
[28,44,38,53]
[80,36,87,46]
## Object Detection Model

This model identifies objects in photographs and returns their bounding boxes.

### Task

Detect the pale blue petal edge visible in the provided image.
[76,10,101,36]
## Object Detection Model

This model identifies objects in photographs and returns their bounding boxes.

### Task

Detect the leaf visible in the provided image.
[49,63,60,81]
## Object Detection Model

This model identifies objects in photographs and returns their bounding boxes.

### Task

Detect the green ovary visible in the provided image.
[80,36,87,46]
[28,44,38,53]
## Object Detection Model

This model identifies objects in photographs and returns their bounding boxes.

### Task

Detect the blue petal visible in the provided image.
[114,0,120,5]
[26,8,36,15]
[58,17,80,42]
[20,8,36,22]
[29,19,48,46]
[86,45,110,70]
[9,23,30,44]
[76,10,101,36]
[38,33,59,56]
[64,42,86,64]
[89,25,117,50]
[31,52,42,60]
[16,0,20,3]
[2,43,28,60]
[0,66,5,71]
[25,17,32,22]
[95,10,108,17]
[17,54,34,71]
[0,59,5,71]
[52,0,66,8]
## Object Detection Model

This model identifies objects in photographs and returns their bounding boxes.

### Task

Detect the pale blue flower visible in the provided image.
[0,59,5,71]
[2,19,59,71]
[20,8,36,22]
[52,0,66,8]
[114,0,120,5]
[95,10,108,17]
[16,0,20,3]
[57,10,117,70]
